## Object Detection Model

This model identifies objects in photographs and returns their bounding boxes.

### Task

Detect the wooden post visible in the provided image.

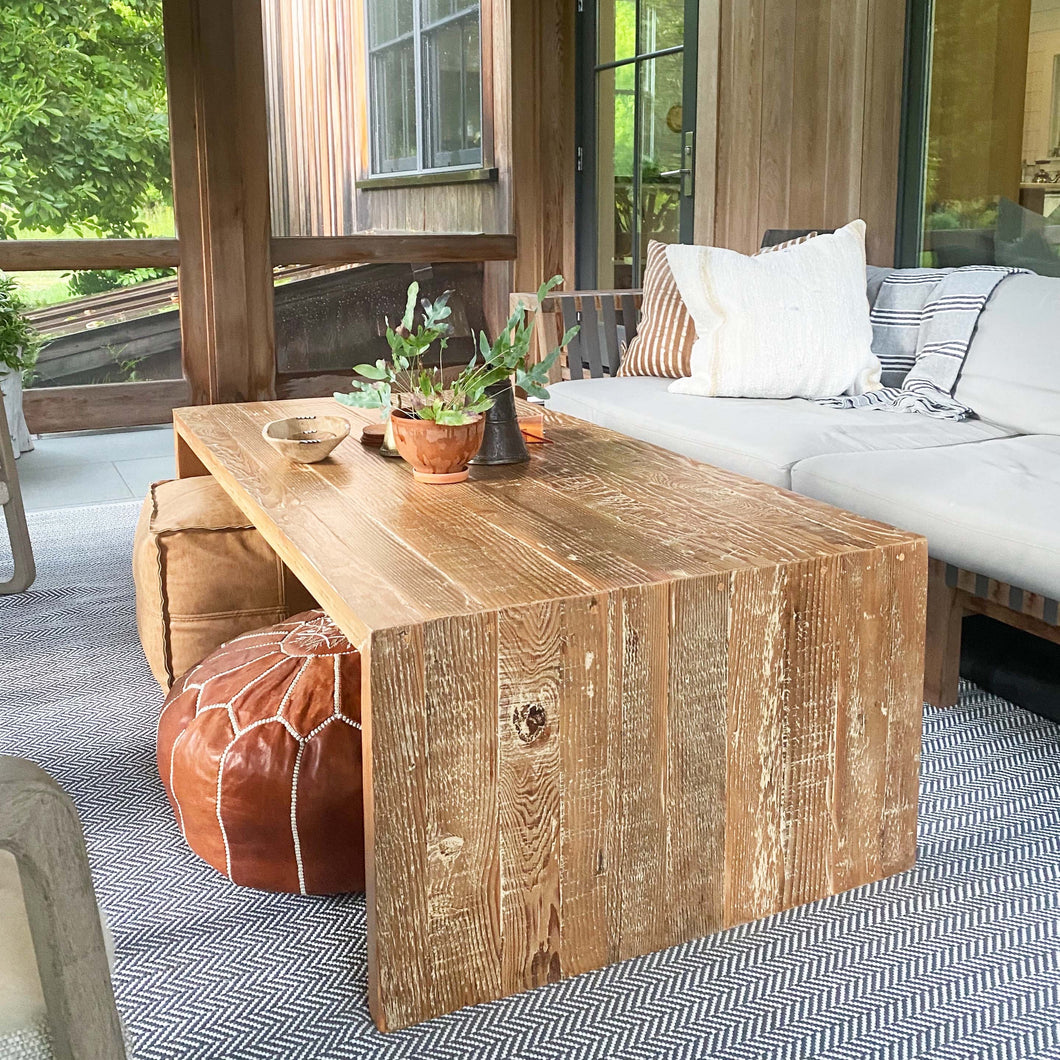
[163,0,277,406]
[504,0,576,304]
[924,558,964,708]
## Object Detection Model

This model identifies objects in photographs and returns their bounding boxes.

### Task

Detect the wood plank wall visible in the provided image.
[260,0,509,238]
[709,0,907,265]
[261,0,361,237]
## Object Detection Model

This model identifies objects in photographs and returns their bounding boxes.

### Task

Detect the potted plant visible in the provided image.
[335,278,576,484]
[0,273,41,457]
[469,275,578,466]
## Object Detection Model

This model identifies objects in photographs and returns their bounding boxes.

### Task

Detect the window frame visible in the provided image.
[365,0,484,177]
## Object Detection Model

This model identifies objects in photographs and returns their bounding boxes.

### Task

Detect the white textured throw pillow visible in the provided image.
[666,220,882,399]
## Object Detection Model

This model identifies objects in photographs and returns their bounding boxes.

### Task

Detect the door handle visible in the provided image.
[661,132,694,198]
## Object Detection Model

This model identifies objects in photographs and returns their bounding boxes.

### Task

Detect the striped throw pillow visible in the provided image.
[617,241,697,378]
[619,234,821,378]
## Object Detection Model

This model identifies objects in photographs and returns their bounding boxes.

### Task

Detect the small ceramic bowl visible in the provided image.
[262,415,351,464]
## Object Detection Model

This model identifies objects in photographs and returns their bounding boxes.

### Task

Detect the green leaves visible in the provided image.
[335,276,579,429]
[0,272,41,373]
[0,1,171,239]
[353,361,389,381]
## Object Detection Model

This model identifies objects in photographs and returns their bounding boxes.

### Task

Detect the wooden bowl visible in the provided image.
[262,415,351,464]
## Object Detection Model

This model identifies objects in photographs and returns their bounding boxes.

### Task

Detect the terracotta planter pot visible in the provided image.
[389,410,485,484]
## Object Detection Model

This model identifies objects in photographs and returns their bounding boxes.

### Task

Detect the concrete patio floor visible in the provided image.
[16,426,175,512]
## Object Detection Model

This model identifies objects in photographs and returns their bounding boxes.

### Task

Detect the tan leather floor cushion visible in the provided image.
[134,477,316,689]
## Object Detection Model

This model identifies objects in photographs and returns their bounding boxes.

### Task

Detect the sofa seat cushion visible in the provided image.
[546,377,1015,489]
[790,436,1060,601]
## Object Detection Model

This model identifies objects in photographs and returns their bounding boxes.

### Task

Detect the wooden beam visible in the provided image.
[23,380,192,434]
[271,234,518,266]
[924,559,964,709]
[508,0,576,293]
[164,0,276,406]
[0,240,180,272]
[962,592,1060,648]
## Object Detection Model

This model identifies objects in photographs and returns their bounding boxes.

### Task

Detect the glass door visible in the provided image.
[577,0,698,289]
[898,0,1060,274]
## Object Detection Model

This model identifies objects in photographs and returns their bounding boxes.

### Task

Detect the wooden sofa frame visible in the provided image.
[514,286,1060,710]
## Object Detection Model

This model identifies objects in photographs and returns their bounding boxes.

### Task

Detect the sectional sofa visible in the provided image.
[533,270,1060,708]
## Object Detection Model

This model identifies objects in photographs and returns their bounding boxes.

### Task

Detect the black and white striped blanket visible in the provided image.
[819,265,1027,419]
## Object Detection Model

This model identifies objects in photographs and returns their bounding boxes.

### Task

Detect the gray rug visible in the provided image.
[2,501,1060,1059]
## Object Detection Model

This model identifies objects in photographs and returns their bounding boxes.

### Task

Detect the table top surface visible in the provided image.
[174,397,918,642]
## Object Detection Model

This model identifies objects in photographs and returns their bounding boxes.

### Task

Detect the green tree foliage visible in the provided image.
[0,0,170,239]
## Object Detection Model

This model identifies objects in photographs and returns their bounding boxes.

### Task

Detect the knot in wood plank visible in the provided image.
[512,702,548,743]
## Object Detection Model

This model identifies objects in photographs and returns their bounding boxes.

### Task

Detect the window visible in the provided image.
[366,0,482,175]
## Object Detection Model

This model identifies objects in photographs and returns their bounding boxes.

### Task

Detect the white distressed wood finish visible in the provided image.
[174,397,927,1031]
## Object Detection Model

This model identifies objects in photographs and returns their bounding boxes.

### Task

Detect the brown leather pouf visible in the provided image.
[134,477,317,690]
[157,610,364,895]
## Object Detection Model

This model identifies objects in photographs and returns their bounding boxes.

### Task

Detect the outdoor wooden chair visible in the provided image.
[0,395,35,594]
[0,756,125,1060]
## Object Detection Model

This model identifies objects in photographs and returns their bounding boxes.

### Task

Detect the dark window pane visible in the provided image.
[371,43,417,172]
[422,0,461,25]
[595,66,636,288]
[424,15,482,168]
[638,52,683,259]
[368,0,412,46]
[920,0,1060,273]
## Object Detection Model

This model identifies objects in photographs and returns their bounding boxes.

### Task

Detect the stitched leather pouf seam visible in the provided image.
[157,611,365,895]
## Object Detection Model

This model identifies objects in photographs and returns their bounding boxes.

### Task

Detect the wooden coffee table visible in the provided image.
[173,397,927,1032]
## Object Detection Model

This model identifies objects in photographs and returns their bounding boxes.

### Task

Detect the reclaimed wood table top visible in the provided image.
[173,396,928,1032]
[173,397,917,641]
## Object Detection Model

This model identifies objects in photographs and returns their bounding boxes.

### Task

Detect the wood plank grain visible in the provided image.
[612,582,670,960]
[666,575,728,939]
[725,565,788,923]
[780,554,841,910]
[713,0,903,262]
[497,602,564,991]
[271,233,518,265]
[174,396,926,1033]
[363,624,431,1031]
[879,540,926,876]
[0,240,180,272]
[556,593,614,977]
[23,380,190,435]
[422,613,503,1014]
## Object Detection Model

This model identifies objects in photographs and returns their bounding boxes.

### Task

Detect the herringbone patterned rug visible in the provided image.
[2,502,1060,1059]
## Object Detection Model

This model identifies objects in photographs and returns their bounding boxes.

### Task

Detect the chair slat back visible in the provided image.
[513,290,644,382]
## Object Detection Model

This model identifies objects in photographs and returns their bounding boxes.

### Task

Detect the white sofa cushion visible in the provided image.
[954,273,1060,435]
[790,436,1060,601]
[545,377,1016,489]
